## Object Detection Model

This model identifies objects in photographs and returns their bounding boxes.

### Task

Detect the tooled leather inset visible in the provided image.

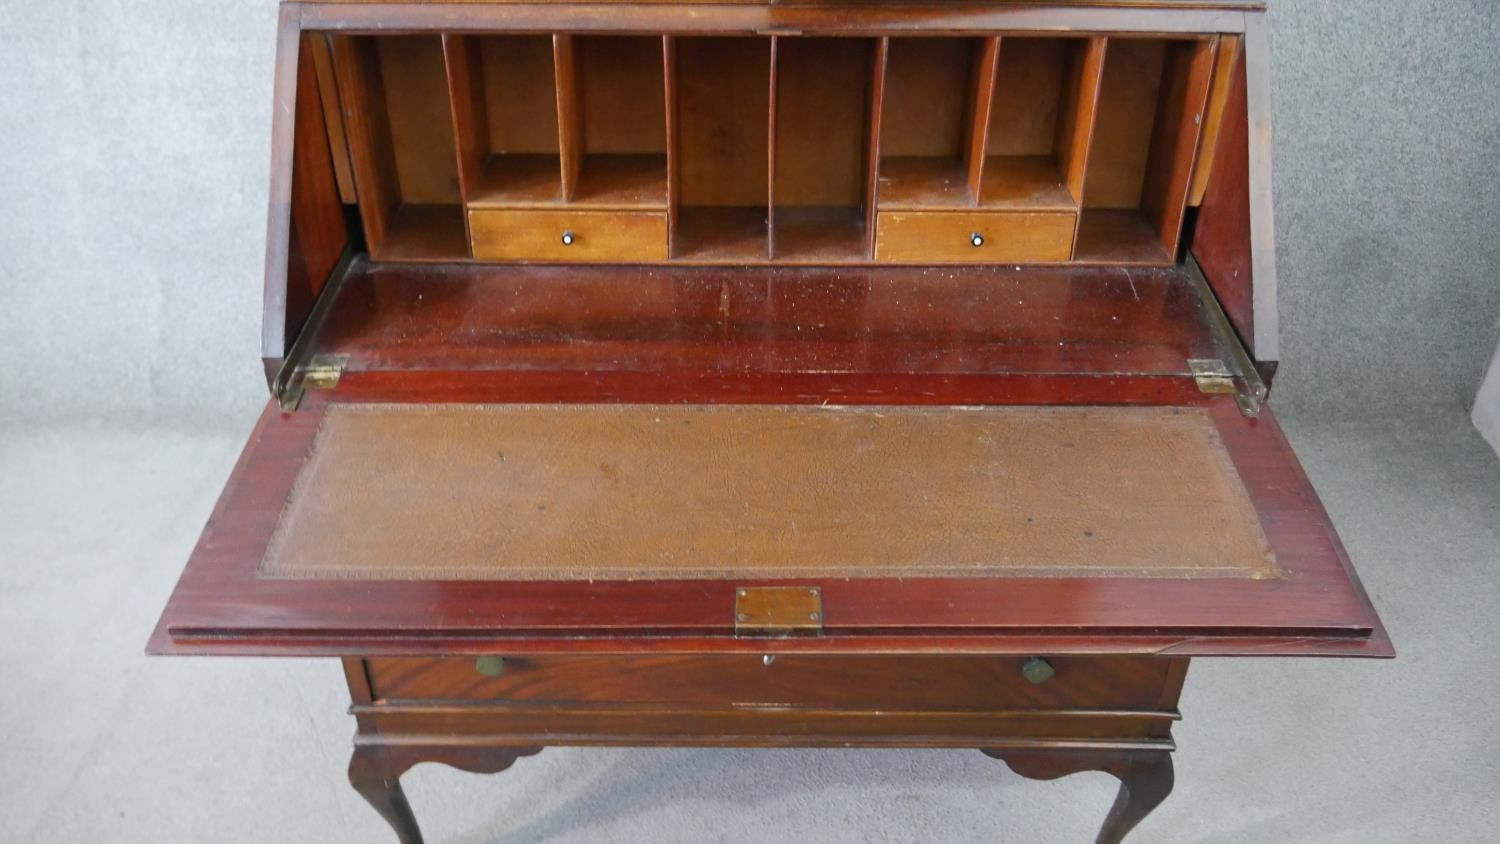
[259,404,1277,581]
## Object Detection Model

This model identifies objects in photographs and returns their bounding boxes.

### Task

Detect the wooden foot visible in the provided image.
[347,744,544,844]
[982,749,1174,844]
[349,746,423,844]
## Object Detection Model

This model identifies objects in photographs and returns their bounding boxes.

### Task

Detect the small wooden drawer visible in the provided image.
[365,654,1179,712]
[469,209,668,262]
[875,210,1076,263]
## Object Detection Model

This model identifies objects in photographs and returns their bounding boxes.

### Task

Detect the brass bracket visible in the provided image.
[271,245,358,411]
[278,354,347,412]
[1188,359,1236,395]
[734,587,823,637]
[1183,256,1268,417]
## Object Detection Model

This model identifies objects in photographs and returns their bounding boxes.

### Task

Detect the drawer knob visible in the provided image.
[1020,657,1055,684]
[474,655,506,677]
[970,232,984,248]
[560,230,575,246]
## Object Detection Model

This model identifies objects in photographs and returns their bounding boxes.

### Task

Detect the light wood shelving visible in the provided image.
[332,32,1221,267]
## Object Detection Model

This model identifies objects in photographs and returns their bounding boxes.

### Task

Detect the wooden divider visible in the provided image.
[1076,36,1219,264]
[766,37,779,259]
[332,34,466,262]
[664,35,680,255]
[554,35,582,202]
[966,38,1002,203]
[1063,39,1109,204]
[440,34,479,249]
[1140,36,1219,256]
[864,38,890,255]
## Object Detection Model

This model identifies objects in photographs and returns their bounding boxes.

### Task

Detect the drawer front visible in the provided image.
[875,211,1076,263]
[365,654,1179,711]
[469,209,668,262]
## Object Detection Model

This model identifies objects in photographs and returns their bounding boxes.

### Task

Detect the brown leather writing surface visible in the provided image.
[260,403,1275,581]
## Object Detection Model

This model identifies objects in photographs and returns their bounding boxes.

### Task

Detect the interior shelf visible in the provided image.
[877,157,973,210]
[1075,209,1173,265]
[574,153,668,208]
[377,205,470,262]
[673,206,771,263]
[977,156,1075,211]
[467,154,561,207]
[773,207,868,263]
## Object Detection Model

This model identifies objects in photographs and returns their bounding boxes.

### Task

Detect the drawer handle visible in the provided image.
[560,230,575,246]
[474,656,506,677]
[1020,657,1055,684]
[970,232,984,248]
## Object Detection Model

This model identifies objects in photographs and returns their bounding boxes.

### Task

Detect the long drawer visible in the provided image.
[875,210,1076,263]
[469,208,668,262]
[364,654,1181,711]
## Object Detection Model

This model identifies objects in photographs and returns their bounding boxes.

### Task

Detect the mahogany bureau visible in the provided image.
[149,2,1393,842]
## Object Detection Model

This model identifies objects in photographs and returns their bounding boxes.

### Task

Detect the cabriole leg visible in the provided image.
[1096,752,1174,844]
[348,746,423,844]
[983,749,1175,844]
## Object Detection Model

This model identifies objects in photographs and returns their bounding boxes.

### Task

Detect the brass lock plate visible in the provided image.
[734,587,823,637]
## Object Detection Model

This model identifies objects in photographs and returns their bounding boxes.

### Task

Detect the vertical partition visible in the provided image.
[967,38,1002,203]
[664,36,679,254]
[770,37,877,261]
[1140,37,1219,255]
[333,34,466,260]
[864,39,890,254]
[671,37,772,260]
[554,35,583,200]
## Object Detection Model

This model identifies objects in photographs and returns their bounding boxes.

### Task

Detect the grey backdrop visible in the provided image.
[2,0,1497,422]
[3,4,1500,844]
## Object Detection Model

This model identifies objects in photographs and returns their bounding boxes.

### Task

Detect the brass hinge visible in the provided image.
[734,587,823,637]
[278,354,347,411]
[1187,359,1236,395]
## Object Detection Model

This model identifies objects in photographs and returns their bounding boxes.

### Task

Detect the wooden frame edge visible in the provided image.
[262,5,304,385]
[1242,10,1278,361]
